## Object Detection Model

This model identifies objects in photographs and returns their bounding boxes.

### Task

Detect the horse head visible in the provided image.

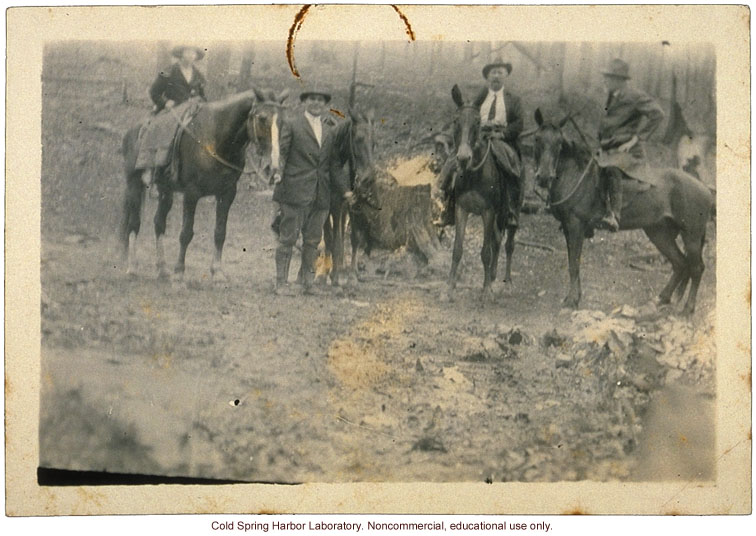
[246,88,289,177]
[345,107,381,210]
[532,108,570,189]
[450,84,481,171]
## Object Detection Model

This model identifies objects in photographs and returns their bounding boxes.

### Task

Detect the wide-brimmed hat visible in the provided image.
[482,58,513,79]
[299,89,332,104]
[171,45,205,61]
[602,58,631,79]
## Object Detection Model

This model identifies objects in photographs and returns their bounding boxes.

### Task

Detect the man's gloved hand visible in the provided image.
[343,191,356,206]
[165,100,176,109]
[270,170,282,186]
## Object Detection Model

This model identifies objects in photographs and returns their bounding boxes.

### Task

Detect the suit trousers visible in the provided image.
[277,202,328,250]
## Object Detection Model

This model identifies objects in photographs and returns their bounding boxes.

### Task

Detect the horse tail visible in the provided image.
[118,126,145,256]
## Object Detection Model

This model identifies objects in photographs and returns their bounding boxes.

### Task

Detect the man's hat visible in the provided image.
[602,58,631,79]
[171,45,205,61]
[482,57,513,79]
[299,89,332,104]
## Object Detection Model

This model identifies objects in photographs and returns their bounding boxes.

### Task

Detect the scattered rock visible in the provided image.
[415,358,424,372]
[412,436,446,453]
[555,353,573,368]
[542,329,568,348]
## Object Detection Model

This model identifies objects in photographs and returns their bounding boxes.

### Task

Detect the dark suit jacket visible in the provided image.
[150,63,206,112]
[473,88,524,143]
[273,112,346,210]
[599,86,665,148]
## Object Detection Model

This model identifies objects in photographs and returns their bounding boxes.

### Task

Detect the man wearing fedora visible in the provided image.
[140,45,207,189]
[437,57,524,228]
[597,58,664,231]
[270,88,349,295]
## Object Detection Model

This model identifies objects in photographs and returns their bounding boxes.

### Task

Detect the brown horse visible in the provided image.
[120,88,287,280]
[446,84,517,297]
[321,107,378,286]
[531,109,714,315]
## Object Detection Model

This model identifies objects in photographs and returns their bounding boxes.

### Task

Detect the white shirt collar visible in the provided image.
[304,111,322,124]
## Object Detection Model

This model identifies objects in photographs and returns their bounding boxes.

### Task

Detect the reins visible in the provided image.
[548,155,597,207]
[469,138,492,172]
[167,101,280,174]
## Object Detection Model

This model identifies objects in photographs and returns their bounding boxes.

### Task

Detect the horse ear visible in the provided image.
[451,84,464,108]
[277,88,290,104]
[253,87,267,102]
[534,108,544,127]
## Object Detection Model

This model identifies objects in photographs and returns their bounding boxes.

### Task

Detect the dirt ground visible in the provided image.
[39,45,716,483]
[40,184,716,483]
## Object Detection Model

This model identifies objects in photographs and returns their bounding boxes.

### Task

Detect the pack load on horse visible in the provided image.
[120,84,288,280]
[594,58,665,232]
[443,80,522,298]
[138,45,208,193]
[531,107,714,315]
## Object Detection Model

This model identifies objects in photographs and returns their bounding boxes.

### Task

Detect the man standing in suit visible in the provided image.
[437,58,524,228]
[597,58,664,231]
[271,89,349,295]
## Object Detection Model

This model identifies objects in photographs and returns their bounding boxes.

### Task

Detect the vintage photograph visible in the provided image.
[5,4,750,516]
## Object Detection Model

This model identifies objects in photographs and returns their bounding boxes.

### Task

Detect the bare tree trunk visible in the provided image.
[206,44,231,100]
[551,42,566,97]
[155,41,172,75]
[237,45,255,92]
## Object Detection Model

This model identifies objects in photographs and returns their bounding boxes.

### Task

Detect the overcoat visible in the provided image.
[273,112,347,210]
[149,63,207,112]
[598,86,665,148]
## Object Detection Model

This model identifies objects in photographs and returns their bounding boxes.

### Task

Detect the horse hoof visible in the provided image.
[126,270,138,280]
[157,267,170,280]
[562,297,579,310]
[212,270,229,283]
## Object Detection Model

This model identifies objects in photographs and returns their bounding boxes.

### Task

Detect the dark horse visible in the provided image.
[446,84,517,297]
[120,88,287,280]
[320,107,378,287]
[531,109,714,315]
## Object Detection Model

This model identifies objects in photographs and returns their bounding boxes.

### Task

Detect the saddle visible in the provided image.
[134,100,203,181]
[596,150,660,189]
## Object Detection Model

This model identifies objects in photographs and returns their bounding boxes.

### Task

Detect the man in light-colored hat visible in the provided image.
[437,57,524,228]
[270,88,349,295]
[597,58,664,231]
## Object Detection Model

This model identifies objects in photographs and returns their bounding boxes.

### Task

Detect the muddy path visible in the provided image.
[40,188,716,483]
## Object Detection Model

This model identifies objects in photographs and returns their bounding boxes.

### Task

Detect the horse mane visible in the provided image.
[205,89,257,112]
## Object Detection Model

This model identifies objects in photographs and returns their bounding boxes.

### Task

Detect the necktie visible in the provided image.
[488,94,497,121]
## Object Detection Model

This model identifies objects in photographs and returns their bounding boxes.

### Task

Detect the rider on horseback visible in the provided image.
[140,45,207,189]
[437,57,524,228]
[597,58,665,231]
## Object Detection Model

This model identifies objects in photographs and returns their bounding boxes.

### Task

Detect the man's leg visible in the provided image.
[275,203,304,295]
[300,206,330,294]
[600,168,622,232]
[503,171,523,228]
[436,156,458,226]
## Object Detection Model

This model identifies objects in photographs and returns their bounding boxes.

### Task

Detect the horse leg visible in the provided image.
[490,216,503,282]
[502,225,516,284]
[349,216,360,285]
[210,185,237,282]
[153,187,173,279]
[480,209,495,295]
[643,222,687,306]
[174,193,199,279]
[448,205,468,291]
[563,216,585,309]
[120,176,144,276]
[679,229,707,315]
[320,212,333,286]
[330,209,343,287]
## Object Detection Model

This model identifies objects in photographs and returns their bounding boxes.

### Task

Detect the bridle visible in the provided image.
[345,116,381,211]
[454,105,490,173]
[534,125,597,208]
